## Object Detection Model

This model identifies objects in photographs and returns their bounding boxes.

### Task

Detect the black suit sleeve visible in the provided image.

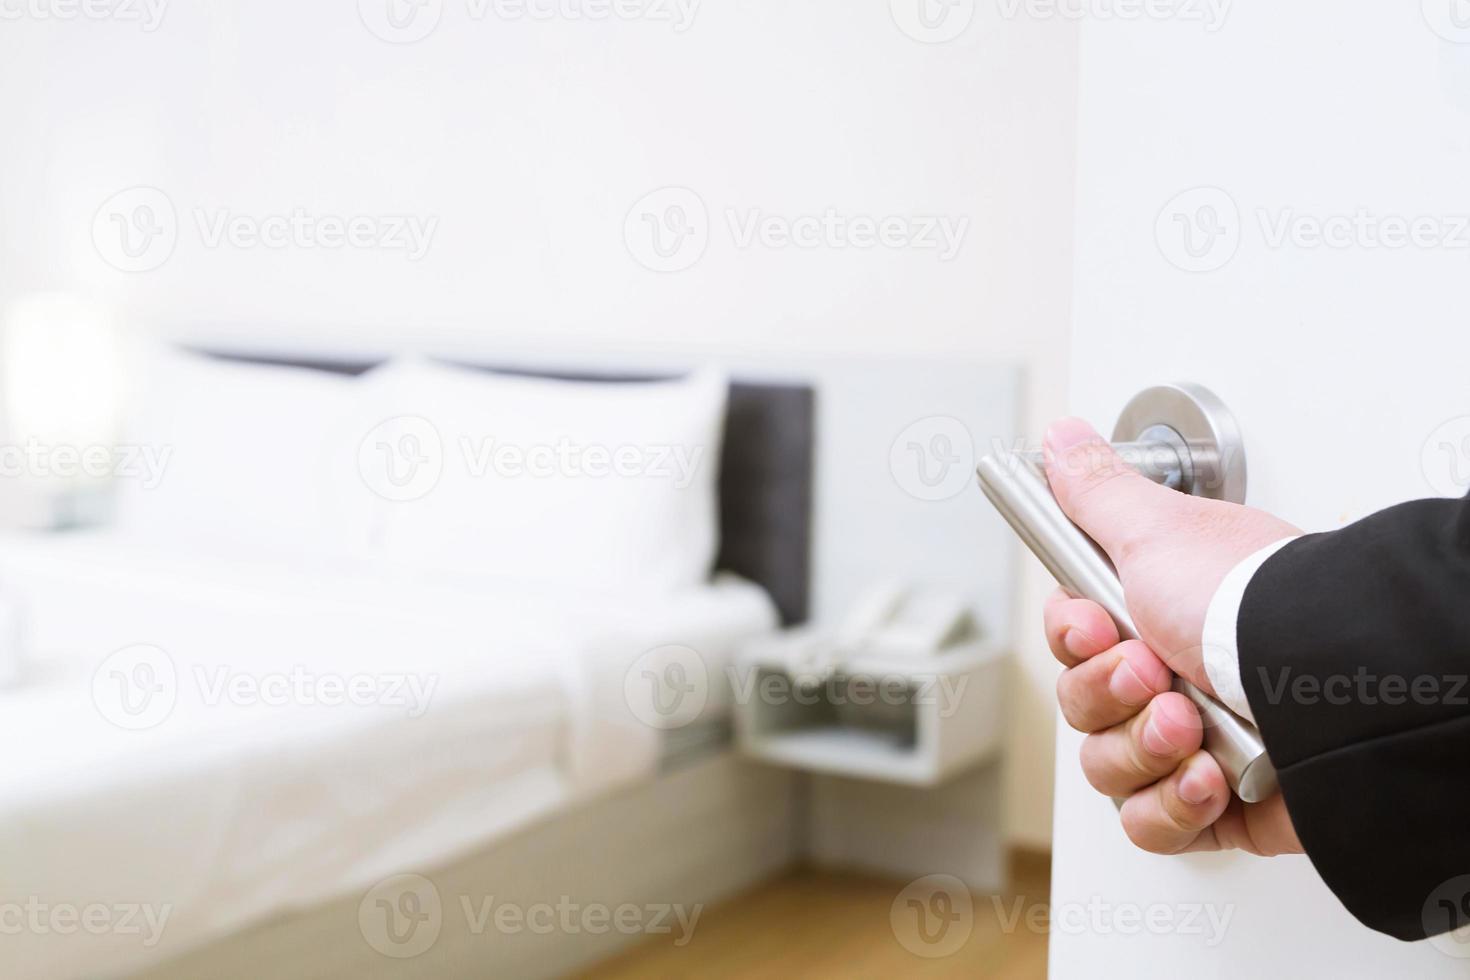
[1238,496,1470,941]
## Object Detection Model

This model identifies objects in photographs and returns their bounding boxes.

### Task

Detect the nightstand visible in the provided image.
[733,630,1007,786]
[732,628,1010,891]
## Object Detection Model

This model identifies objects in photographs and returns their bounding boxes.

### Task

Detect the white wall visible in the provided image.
[1055,4,1470,975]
[0,1,1077,848]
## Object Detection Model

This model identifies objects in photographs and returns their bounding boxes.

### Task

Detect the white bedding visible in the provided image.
[0,532,775,979]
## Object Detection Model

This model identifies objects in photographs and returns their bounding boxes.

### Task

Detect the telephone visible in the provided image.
[778,583,981,694]
[833,583,980,659]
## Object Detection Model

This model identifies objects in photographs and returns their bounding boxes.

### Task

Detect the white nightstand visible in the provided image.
[732,628,1010,890]
[733,629,1007,787]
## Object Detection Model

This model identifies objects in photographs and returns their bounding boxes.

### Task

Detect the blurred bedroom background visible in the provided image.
[0,3,1077,977]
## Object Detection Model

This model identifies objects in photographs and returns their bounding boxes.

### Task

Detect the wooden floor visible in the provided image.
[579,853,1050,979]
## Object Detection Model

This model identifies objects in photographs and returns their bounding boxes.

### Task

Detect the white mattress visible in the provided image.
[0,532,776,979]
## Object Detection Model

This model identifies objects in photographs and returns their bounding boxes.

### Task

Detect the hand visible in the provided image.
[1041,416,1303,855]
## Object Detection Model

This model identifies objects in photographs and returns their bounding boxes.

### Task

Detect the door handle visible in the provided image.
[976,383,1277,804]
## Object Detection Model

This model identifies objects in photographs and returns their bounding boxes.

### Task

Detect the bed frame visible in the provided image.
[131,349,816,979]
[141,754,799,980]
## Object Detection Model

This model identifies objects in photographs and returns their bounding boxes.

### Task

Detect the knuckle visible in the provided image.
[1158,784,1205,834]
[1149,692,1205,749]
[1076,456,1134,494]
[1081,759,1117,798]
[1077,734,1117,793]
[1129,708,1175,768]
[1043,618,1071,660]
[1162,791,1209,834]
[1056,671,1097,732]
[1114,637,1151,657]
[1122,735,1162,783]
[1119,807,1173,855]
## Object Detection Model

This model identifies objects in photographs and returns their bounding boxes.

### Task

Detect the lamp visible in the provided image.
[0,293,120,529]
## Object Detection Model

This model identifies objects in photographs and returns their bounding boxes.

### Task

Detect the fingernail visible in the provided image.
[1062,628,1095,658]
[1179,767,1215,805]
[1141,715,1177,757]
[1044,417,1101,453]
[1109,660,1151,706]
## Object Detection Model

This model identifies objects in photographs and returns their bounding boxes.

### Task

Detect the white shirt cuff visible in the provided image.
[1200,536,1299,724]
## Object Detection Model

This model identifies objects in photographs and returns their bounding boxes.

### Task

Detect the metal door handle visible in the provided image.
[976,383,1277,804]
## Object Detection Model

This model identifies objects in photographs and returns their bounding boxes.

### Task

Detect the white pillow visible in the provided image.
[114,346,375,558]
[358,358,727,593]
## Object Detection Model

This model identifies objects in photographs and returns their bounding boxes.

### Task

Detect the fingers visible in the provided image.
[1117,751,1231,854]
[1056,638,1173,732]
[1041,417,1169,563]
[1043,575,1237,855]
[1211,793,1303,857]
[1077,691,1202,797]
[1043,589,1120,666]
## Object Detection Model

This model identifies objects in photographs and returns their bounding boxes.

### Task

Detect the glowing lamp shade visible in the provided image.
[0,293,119,459]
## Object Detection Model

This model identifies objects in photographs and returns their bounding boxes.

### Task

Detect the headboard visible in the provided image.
[192,349,815,626]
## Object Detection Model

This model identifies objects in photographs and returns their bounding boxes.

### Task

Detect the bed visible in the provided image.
[0,348,815,979]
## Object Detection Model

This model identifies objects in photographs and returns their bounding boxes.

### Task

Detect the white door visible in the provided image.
[1052,6,1470,977]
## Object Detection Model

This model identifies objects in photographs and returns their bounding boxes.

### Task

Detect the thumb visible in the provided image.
[1042,416,1172,564]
